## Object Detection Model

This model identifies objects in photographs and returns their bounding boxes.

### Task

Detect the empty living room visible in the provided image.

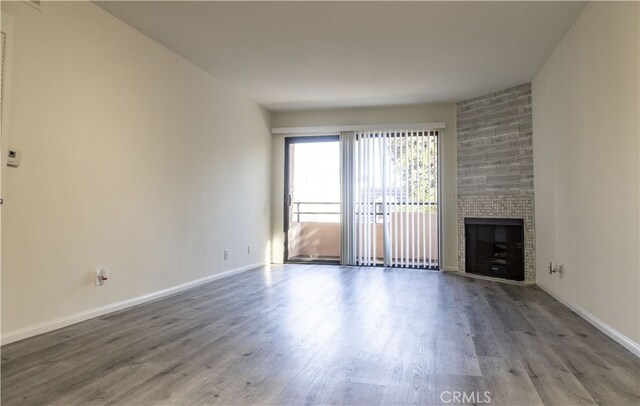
[0,1,638,405]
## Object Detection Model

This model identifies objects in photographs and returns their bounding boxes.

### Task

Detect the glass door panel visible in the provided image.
[284,136,340,263]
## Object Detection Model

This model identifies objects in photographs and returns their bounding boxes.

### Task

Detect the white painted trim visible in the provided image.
[272,122,446,135]
[537,283,640,358]
[1,263,264,345]
[1,13,16,333]
[441,266,459,272]
[1,12,16,173]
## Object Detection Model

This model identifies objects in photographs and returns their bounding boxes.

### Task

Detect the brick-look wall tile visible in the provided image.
[456,83,533,196]
[456,83,536,282]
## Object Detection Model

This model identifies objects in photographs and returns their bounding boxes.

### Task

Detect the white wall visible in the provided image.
[533,2,639,350]
[270,104,457,270]
[1,1,271,340]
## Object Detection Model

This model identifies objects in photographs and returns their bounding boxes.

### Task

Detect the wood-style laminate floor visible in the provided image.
[2,265,639,405]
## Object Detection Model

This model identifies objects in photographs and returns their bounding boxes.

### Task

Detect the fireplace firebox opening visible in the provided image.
[464,218,525,281]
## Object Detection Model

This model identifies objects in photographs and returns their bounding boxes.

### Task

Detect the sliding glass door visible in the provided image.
[284,136,341,264]
[283,130,439,269]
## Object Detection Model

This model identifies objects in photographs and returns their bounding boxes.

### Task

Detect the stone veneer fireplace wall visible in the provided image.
[456,83,535,283]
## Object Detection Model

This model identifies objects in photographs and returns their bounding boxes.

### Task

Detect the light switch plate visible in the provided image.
[7,150,21,167]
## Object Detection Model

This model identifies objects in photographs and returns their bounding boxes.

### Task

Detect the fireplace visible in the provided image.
[464,218,525,281]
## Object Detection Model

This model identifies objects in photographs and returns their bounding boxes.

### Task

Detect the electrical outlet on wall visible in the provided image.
[548,261,561,275]
[7,150,21,167]
[95,267,109,286]
[224,249,229,260]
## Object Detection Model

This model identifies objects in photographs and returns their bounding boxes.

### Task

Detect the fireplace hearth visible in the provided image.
[464,218,524,281]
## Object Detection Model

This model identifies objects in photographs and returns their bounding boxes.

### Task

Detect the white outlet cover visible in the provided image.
[7,150,21,167]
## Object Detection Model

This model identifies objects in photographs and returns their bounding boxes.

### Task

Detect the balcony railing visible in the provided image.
[289,201,439,265]
[292,201,437,223]
[292,202,340,223]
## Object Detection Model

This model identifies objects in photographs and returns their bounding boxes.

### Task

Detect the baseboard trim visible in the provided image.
[1,263,264,346]
[440,266,459,272]
[537,283,640,358]
[452,271,535,286]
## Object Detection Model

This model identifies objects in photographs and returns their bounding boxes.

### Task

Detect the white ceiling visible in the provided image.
[96,1,586,112]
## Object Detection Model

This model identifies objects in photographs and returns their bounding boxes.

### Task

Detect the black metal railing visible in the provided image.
[292,201,438,223]
[362,201,438,223]
[292,201,340,223]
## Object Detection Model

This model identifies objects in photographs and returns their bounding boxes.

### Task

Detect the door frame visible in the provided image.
[1,12,16,294]
[283,135,340,264]
[281,132,441,270]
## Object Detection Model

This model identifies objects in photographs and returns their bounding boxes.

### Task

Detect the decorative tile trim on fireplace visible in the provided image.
[457,193,535,283]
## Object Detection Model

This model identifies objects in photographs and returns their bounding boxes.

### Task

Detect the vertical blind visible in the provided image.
[340,131,356,266]
[352,130,439,269]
